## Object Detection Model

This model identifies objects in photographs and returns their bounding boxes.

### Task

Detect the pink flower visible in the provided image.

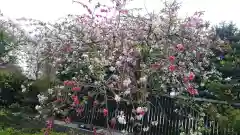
[64,117,71,124]
[151,63,161,69]
[72,95,79,105]
[136,107,145,115]
[168,65,176,71]
[183,76,188,83]
[176,44,184,51]
[103,108,108,117]
[93,127,97,135]
[187,86,198,95]
[93,100,99,106]
[110,118,116,128]
[63,45,72,52]
[188,72,195,81]
[46,119,53,129]
[169,56,175,62]
[72,87,81,91]
[64,80,75,86]
[76,108,84,116]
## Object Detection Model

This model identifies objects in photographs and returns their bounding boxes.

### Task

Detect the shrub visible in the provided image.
[0,68,26,106]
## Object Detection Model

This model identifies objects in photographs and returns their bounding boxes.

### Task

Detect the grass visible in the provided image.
[0,128,67,135]
[0,108,67,135]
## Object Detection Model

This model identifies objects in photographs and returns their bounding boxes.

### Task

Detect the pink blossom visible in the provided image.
[72,95,79,105]
[187,86,198,95]
[169,56,175,62]
[188,72,195,81]
[64,80,75,86]
[72,87,81,91]
[176,44,184,51]
[168,65,176,71]
[103,108,108,117]
[110,118,116,128]
[64,117,71,124]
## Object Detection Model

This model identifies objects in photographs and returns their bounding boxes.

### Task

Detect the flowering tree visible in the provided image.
[29,0,224,134]
[0,13,28,65]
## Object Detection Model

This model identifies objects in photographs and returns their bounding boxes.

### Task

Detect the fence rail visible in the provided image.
[63,95,239,135]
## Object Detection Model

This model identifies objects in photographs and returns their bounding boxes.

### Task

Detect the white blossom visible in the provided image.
[170,91,179,97]
[139,76,147,83]
[21,85,26,93]
[123,78,131,87]
[48,88,54,94]
[35,105,42,110]
[116,61,121,67]
[225,77,232,81]
[114,94,121,102]
[124,88,131,95]
[37,94,48,104]
[117,111,127,124]
[109,66,116,72]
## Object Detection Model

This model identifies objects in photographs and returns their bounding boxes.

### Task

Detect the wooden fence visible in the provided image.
[65,95,239,135]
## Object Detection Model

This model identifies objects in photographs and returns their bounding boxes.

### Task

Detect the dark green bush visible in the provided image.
[0,69,26,106]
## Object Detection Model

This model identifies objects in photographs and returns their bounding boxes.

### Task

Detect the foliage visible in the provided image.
[0,109,67,135]
[199,22,240,133]
[0,69,27,106]
[215,22,240,43]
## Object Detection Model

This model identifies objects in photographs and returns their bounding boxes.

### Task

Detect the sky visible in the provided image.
[0,0,239,27]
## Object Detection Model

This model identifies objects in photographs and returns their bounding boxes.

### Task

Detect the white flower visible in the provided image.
[116,61,121,67]
[124,89,131,95]
[151,121,158,126]
[117,115,126,124]
[37,94,48,104]
[200,83,205,87]
[123,78,131,87]
[109,66,116,72]
[88,65,93,72]
[114,95,121,102]
[21,85,26,93]
[94,57,100,63]
[82,53,88,58]
[139,76,147,83]
[170,91,178,97]
[112,74,119,80]
[126,57,132,62]
[35,105,42,110]
[143,126,149,132]
[22,88,26,93]
[48,88,54,94]
[225,77,232,81]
